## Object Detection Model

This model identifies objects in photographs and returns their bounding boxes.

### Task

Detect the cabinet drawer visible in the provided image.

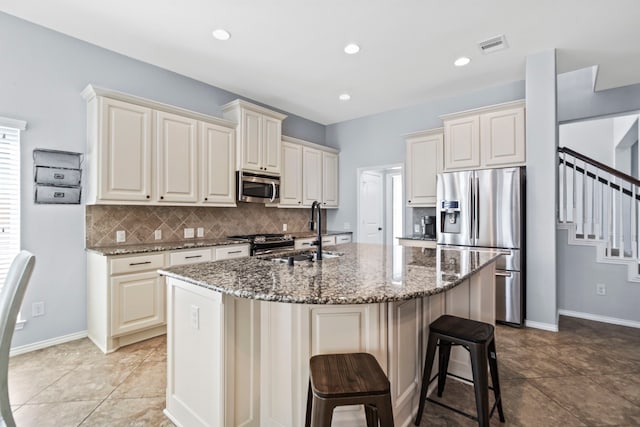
[295,238,316,250]
[169,248,213,266]
[215,244,249,260]
[35,167,82,186]
[110,253,165,275]
[321,236,336,245]
[336,234,352,244]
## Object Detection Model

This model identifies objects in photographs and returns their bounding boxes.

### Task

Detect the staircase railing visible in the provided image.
[558,146,639,259]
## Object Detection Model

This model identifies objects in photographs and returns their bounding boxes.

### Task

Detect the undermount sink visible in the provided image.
[269,251,343,264]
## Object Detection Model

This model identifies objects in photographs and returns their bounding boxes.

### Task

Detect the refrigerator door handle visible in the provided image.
[475,176,480,240]
[469,175,474,241]
[496,271,512,277]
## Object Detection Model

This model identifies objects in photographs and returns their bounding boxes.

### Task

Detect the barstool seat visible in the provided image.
[306,353,394,427]
[414,315,505,427]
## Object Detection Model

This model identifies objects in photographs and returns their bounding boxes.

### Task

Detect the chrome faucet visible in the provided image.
[309,201,322,260]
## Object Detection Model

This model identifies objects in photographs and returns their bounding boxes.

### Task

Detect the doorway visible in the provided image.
[357,165,404,245]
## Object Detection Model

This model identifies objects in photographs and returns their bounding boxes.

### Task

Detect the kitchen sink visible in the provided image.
[268,251,343,264]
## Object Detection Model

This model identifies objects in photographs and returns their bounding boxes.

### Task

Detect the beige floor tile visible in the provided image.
[590,373,640,406]
[530,375,640,426]
[29,363,136,403]
[549,343,640,375]
[109,361,166,399]
[497,345,580,379]
[8,364,73,404]
[79,397,174,426]
[12,400,101,427]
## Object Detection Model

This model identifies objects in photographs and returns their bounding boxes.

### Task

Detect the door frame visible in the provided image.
[356,164,404,244]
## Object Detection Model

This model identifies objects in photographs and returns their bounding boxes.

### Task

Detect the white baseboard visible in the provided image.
[524,319,559,332]
[558,309,640,329]
[10,330,88,357]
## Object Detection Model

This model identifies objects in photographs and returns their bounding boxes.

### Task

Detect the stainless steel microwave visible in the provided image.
[237,171,280,204]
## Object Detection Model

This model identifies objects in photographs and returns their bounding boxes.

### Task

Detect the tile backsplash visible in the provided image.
[86,204,322,247]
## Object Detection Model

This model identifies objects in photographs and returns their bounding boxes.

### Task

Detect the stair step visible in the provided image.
[575,234,599,240]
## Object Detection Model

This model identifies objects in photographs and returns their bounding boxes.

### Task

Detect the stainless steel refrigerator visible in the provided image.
[436,166,525,326]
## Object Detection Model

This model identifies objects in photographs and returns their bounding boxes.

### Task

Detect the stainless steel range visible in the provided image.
[227,233,295,256]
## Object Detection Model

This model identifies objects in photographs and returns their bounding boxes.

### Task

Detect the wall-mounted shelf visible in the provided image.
[33,149,83,204]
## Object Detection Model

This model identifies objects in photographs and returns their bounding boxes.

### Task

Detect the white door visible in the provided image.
[359,171,384,244]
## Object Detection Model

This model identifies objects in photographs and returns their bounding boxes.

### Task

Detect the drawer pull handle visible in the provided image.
[129,261,152,266]
[53,173,65,179]
[227,250,242,254]
[53,192,65,198]
[185,255,203,259]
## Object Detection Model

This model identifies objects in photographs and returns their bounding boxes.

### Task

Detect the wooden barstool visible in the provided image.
[305,352,394,427]
[414,315,505,427]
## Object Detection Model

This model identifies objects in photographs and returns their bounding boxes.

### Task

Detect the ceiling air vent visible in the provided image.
[477,34,508,54]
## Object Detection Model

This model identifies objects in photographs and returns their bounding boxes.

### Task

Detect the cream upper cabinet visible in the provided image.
[302,146,323,206]
[96,97,153,202]
[200,122,236,206]
[156,111,198,203]
[481,105,526,167]
[322,151,339,208]
[280,141,303,206]
[82,85,237,206]
[223,99,286,175]
[441,100,525,171]
[406,128,443,207]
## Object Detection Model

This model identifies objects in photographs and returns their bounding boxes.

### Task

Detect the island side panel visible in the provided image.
[165,277,224,427]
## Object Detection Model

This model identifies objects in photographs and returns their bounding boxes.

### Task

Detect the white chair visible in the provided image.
[0,251,35,427]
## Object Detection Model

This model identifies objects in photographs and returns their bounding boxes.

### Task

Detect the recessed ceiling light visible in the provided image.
[454,56,471,67]
[339,93,351,101]
[344,43,360,55]
[212,29,231,41]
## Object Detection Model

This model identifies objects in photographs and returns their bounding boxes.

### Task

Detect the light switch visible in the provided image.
[197,227,204,238]
[116,230,126,243]
[184,228,195,239]
[154,229,162,240]
[190,305,199,330]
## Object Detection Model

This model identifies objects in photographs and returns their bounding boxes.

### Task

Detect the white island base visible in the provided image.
[164,262,495,427]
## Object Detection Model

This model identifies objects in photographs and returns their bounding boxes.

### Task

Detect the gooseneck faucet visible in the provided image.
[309,201,322,260]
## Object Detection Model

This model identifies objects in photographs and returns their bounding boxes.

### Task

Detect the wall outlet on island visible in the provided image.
[116,230,126,243]
[596,283,606,296]
[154,229,162,240]
[184,228,195,239]
[197,227,204,238]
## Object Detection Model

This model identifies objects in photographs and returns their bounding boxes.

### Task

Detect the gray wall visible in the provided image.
[0,12,325,348]
[325,81,526,236]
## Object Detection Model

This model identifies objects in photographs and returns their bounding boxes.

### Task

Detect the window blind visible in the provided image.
[0,125,20,291]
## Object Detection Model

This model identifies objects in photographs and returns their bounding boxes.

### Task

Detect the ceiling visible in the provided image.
[2,0,640,125]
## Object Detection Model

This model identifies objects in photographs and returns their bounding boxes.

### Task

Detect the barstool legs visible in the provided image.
[437,342,452,397]
[469,344,490,427]
[414,332,438,425]
[488,339,505,422]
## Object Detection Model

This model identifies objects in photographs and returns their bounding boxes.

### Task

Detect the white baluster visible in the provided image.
[562,152,567,223]
[619,180,624,258]
[632,185,637,258]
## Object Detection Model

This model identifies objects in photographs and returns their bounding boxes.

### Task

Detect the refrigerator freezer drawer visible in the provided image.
[495,249,520,271]
[495,270,523,325]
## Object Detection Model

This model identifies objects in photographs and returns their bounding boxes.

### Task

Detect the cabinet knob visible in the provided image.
[160,196,164,200]
[408,200,411,203]
[298,201,301,204]
[146,195,150,199]
[204,197,208,201]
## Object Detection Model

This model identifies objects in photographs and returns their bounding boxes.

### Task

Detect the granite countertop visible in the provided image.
[289,230,353,239]
[159,243,504,305]
[86,238,244,256]
[399,234,437,241]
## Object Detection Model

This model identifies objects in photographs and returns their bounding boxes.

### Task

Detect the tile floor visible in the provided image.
[7,316,640,426]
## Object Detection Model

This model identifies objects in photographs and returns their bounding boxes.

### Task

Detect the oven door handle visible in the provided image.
[270,182,276,203]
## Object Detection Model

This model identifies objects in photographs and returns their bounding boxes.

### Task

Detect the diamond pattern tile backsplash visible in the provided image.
[86,204,323,247]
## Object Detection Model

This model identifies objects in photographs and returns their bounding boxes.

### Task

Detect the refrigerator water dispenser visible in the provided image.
[440,200,461,234]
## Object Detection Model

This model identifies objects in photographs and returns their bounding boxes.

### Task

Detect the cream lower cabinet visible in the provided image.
[88,252,167,353]
[406,128,443,207]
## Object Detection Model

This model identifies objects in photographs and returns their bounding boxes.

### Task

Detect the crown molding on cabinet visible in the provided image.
[282,135,339,153]
[81,85,236,128]
[221,99,287,121]
[438,99,525,121]
[404,127,444,139]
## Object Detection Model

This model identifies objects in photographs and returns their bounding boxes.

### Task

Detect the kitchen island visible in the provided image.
[159,243,503,427]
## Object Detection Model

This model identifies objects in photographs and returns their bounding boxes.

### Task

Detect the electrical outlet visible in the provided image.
[596,283,606,296]
[154,229,162,240]
[282,223,288,231]
[184,228,195,239]
[116,230,126,243]
[414,224,421,233]
[197,227,204,238]
[344,222,351,230]
[32,301,45,317]
[190,305,200,330]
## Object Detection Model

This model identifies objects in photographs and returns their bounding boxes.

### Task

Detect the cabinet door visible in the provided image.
[406,131,442,206]
[241,109,263,172]
[280,141,303,206]
[99,98,153,201]
[200,122,236,205]
[481,106,526,167]
[302,147,323,206]
[262,116,281,174]
[443,115,480,170]
[322,151,339,208]
[111,271,165,336]
[156,111,198,202]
